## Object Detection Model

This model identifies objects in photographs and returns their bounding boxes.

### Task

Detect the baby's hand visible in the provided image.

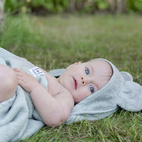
[13,68,39,93]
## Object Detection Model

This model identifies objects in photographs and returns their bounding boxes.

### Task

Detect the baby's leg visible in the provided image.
[0,64,18,103]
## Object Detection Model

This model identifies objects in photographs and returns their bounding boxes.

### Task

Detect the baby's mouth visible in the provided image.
[73,77,77,90]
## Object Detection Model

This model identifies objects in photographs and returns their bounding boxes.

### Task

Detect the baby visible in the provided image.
[0,59,112,126]
[1,48,141,141]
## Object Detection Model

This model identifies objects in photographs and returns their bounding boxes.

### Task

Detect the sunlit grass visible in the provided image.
[0,13,142,142]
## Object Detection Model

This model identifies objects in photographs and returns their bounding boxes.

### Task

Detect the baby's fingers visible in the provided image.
[13,68,27,76]
[13,68,28,81]
[13,68,25,73]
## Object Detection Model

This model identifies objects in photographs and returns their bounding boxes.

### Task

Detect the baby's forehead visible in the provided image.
[88,59,111,68]
[88,59,113,89]
[88,59,113,75]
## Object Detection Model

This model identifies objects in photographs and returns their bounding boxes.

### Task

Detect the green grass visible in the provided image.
[0,13,142,142]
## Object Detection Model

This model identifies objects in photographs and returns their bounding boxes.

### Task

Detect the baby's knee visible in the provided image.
[0,64,17,84]
[0,65,18,102]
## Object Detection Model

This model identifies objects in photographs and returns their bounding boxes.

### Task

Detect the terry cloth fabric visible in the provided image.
[0,48,48,142]
[49,59,142,124]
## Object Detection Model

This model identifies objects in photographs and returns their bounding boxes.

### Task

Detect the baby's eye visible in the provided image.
[85,67,89,75]
[90,85,94,93]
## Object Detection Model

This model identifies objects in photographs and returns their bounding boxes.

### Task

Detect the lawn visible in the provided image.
[0,13,142,142]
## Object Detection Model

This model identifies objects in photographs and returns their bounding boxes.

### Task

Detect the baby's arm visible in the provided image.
[14,68,74,127]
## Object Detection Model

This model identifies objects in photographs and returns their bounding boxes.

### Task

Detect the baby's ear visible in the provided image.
[67,61,81,69]
[74,61,81,65]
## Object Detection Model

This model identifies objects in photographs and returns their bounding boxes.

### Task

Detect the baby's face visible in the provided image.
[58,60,112,103]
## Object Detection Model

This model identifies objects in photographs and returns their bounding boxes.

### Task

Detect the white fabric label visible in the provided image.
[29,67,45,77]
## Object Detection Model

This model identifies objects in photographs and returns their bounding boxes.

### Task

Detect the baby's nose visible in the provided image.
[81,76,88,86]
